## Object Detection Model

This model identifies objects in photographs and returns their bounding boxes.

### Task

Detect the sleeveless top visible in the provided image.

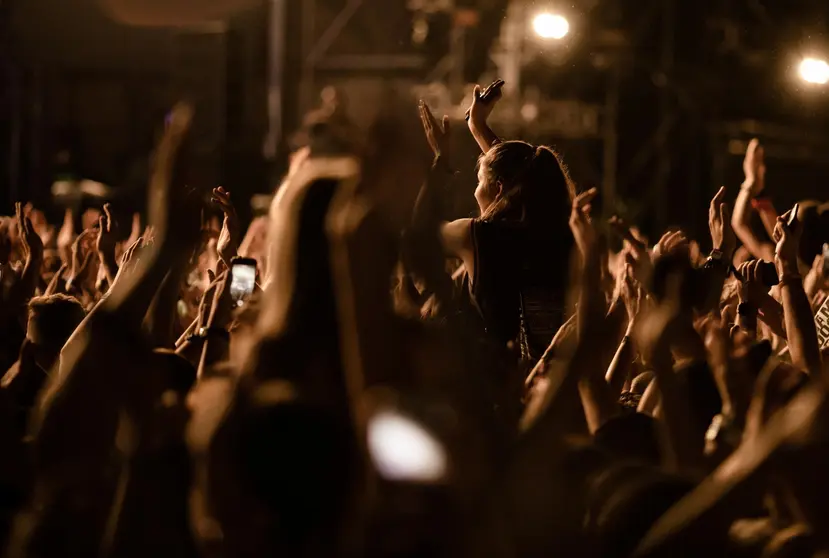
[464,219,571,362]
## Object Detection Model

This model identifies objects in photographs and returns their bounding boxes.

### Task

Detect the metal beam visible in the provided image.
[305,0,364,66]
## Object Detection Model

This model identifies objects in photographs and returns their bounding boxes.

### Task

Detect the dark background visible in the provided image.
[3,0,829,238]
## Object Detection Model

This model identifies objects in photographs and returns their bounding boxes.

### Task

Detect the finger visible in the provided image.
[710,186,725,210]
[207,268,215,283]
[98,216,106,237]
[442,115,450,135]
[74,229,90,247]
[473,84,482,100]
[418,103,431,131]
[422,103,439,129]
[573,187,598,209]
[103,203,113,232]
[746,138,759,156]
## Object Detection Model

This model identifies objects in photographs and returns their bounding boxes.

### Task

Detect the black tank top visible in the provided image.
[466,219,571,361]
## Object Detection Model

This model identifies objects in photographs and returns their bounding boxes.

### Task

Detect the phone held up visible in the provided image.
[230,257,257,307]
[787,203,799,229]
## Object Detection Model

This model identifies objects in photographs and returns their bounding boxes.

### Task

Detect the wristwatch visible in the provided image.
[703,249,725,270]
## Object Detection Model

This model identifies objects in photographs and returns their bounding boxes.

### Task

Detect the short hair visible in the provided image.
[27,294,86,349]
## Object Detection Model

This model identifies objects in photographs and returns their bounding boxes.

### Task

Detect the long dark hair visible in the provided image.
[478,141,575,228]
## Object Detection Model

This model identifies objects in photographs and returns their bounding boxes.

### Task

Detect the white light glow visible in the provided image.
[367,410,447,483]
[799,57,829,85]
[532,13,570,40]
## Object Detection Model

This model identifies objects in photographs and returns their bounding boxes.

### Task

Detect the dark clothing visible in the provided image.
[464,219,572,361]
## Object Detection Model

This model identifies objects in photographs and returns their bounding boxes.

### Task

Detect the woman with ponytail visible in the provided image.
[413,84,576,367]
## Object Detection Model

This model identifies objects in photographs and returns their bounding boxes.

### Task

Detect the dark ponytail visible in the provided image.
[479,141,575,228]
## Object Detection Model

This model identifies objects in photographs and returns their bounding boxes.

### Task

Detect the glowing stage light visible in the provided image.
[799,57,829,85]
[532,13,570,40]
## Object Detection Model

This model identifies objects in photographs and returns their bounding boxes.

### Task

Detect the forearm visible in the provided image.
[410,156,452,229]
[780,279,821,374]
[198,335,229,378]
[605,331,635,397]
[405,157,455,304]
[652,361,705,472]
[732,187,774,261]
[468,119,500,154]
[579,377,619,435]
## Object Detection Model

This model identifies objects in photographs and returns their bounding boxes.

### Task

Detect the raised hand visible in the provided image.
[773,207,802,279]
[212,186,240,265]
[569,187,597,258]
[620,264,644,329]
[466,79,504,125]
[709,186,736,256]
[65,229,95,294]
[96,204,118,257]
[653,230,689,260]
[418,100,451,161]
[110,236,144,290]
[742,138,766,195]
[609,215,654,288]
[16,202,43,262]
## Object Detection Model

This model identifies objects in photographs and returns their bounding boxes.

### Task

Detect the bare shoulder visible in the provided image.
[440,218,474,256]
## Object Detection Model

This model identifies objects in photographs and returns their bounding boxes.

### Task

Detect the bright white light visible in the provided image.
[799,57,829,85]
[367,410,447,483]
[532,13,570,40]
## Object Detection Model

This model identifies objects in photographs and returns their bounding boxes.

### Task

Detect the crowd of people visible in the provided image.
[0,81,829,558]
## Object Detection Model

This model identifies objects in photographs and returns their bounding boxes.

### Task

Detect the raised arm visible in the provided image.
[774,210,821,375]
[467,80,504,154]
[731,139,775,261]
[410,102,475,288]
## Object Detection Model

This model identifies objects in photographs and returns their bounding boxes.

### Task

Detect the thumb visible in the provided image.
[442,115,450,133]
[207,268,216,283]
[473,84,482,100]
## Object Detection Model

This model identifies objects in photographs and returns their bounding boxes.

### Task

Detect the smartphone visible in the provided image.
[230,257,257,306]
[787,203,799,228]
[465,79,505,121]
